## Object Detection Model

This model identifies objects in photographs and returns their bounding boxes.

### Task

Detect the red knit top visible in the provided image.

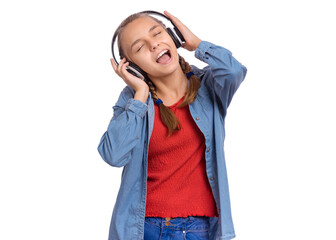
[145,95,219,218]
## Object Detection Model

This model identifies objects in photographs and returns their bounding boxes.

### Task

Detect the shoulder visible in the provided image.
[190,64,217,100]
[191,65,211,79]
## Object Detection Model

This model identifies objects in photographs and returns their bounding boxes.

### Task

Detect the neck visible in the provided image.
[149,67,188,101]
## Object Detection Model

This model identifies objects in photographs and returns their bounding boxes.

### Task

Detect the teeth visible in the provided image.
[156,50,168,60]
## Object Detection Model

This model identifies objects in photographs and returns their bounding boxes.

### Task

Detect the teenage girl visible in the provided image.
[98,10,247,240]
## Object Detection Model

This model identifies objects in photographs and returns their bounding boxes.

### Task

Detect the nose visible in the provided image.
[148,39,159,51]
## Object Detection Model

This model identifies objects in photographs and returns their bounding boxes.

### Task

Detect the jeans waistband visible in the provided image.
[145,216,210,230]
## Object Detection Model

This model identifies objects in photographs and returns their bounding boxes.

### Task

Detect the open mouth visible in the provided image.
[156,50,172,64]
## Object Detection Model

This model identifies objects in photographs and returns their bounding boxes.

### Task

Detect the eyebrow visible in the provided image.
[130,25,161,50]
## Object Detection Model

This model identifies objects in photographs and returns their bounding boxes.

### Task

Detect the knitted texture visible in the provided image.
[145,95,219,218]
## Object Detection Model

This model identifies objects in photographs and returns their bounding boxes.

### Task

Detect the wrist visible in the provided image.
[193,38,202,50]
[134,87,149,103]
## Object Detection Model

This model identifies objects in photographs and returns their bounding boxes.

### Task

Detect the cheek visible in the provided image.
[132,53,152,71]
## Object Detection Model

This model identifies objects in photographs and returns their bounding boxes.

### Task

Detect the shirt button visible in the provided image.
[196,117,199,120]
[207,147,210,152]
[210,177,214,181]
[183,230,186,234]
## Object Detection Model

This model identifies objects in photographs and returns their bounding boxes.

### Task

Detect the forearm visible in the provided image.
[98,89,148,167]
[195,41,248,110]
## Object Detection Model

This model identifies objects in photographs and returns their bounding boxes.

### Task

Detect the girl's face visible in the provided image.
[120,16,180,79]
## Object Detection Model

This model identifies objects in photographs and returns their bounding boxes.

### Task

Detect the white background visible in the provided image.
[1,0,335,239]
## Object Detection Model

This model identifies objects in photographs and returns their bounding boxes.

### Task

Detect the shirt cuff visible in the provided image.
[125,98,148,118]
[195,41,212,61]
[195,41,232,61]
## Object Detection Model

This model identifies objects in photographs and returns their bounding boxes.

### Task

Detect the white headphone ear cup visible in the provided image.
[127,61,148,80]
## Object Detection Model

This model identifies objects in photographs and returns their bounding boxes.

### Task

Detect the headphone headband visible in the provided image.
[111,10,185,80]
[139,11,185,43]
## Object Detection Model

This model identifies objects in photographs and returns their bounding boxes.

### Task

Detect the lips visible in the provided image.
[156,49,172,64]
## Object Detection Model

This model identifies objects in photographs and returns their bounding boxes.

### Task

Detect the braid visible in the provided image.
[179,55,192,73]
[146,80,158,99]
[178,55,200,108]
[146,79,182,137]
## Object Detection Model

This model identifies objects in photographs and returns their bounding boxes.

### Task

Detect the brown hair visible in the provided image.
[115,12,200,137]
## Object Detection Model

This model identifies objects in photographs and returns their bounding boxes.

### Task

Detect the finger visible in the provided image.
[164,10,190,40]
[163,10,172,18]
[120,61,130,76]
[117,58,126,73]
[164,11,175,21]
[110,58,117,71]
[164,11,183,27]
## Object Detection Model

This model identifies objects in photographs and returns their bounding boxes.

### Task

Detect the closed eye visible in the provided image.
[135,31,161,52]
[136,45,143,52]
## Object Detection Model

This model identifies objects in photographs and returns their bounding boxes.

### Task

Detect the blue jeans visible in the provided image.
[144,216,210,240]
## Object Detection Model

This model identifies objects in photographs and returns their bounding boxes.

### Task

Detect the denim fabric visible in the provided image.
[98,41,247,240]
[144,216,210,240]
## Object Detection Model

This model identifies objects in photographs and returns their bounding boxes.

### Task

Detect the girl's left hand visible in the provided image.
[164,11,202,51]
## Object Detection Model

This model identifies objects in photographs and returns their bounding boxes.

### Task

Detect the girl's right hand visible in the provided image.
[110,57,149,92]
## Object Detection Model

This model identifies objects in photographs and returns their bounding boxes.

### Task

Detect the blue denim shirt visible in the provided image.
[98,41,247,240]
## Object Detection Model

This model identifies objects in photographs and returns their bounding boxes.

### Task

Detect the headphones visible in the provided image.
[111,10,185,81]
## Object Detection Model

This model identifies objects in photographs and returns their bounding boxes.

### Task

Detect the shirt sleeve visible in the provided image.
[97,86,148,167]
[195,41,248,115]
